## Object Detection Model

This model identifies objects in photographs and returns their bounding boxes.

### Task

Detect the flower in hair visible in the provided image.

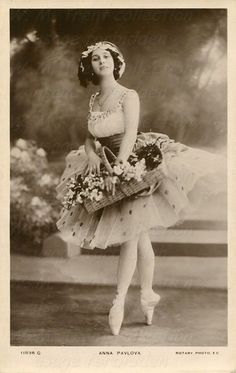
[80,41,126,78]
[81,42,125,63]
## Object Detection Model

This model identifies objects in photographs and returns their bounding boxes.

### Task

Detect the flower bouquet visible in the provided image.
[61,168,110,210]
[62,137,167,214]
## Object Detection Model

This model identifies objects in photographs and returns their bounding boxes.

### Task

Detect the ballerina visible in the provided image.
[56,41,226,336]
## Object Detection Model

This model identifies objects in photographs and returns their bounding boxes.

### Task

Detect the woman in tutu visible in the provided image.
[56,41,226,336]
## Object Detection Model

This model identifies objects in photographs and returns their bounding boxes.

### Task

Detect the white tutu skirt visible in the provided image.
[55,132,227,250]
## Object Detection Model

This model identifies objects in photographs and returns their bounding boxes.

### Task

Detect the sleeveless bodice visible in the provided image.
[87,88,175,155]
[88,88,136,140]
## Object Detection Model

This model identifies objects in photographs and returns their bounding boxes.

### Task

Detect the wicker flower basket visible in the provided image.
[83,146,166,214]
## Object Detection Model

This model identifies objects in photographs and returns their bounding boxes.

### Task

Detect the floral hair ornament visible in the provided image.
[80,41,126,78]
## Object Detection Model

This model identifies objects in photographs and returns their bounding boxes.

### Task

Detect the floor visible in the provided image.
[10,281,227,346]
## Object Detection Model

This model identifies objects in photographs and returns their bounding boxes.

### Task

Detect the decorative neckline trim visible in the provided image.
[89,88,130,115]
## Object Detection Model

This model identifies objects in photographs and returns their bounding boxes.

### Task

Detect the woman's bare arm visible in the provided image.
[116,90,140,163]
[85,131,97,156]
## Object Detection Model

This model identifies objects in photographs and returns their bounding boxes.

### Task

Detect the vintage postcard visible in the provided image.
[0,0,235,372]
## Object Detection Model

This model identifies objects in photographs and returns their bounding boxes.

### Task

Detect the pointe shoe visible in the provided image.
[108,296,125,336]
[140,290,161,326]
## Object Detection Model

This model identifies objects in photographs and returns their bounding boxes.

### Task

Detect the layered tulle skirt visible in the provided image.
[55,132,227,250]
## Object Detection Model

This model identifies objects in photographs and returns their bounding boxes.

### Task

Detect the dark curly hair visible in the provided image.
[78,47,124,88]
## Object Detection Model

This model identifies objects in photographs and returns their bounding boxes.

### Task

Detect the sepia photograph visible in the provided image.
[8,7,229,349]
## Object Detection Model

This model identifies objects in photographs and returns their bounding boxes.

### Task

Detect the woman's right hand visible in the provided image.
[86,151,102,175]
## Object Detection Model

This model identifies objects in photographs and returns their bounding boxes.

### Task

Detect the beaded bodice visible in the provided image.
[87,88,136,139]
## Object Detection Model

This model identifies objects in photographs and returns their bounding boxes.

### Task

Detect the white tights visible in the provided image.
[115,231,155,301]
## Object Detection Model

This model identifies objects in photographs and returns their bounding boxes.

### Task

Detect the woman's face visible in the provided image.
[91,48,115,78]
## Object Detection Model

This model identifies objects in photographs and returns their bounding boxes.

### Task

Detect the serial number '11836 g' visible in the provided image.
[20,351,41,355]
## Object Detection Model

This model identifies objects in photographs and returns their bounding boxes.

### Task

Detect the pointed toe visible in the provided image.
[140,291,161,325]
[108,298,125,336]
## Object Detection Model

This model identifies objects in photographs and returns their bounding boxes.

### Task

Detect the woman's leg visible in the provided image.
[137,231,160,325]
[109,236,138,335]
[116,236,139,300]
[137,231,155,293]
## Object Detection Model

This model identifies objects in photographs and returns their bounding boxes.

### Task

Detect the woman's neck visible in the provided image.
[99,76,119,94]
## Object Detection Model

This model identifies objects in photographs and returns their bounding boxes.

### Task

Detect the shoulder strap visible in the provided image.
[117,88,137,108]
[89,88,137,113]
[89,92,99,112]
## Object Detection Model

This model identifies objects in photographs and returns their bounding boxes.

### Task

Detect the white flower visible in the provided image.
[11,147,22,158]
[134,168,145,181]
[25,30,39,43]
[31,196,42,206]
[113,164,124,176]
[36,148,46,157]
[20,151,31,163]
[87,187,103,201]
[16,138,27,150]
[81,42,125,63]
[81,42,104,58]
[35,210,45,219]
[95,191,103,201]
[10,177,29,201]
[10,38,22,57]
